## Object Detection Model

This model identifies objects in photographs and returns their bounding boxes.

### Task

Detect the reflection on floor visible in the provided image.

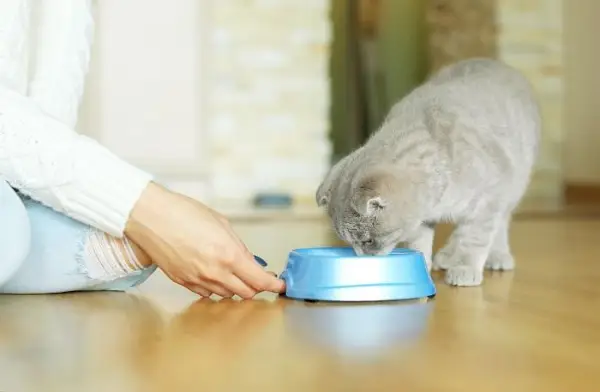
[1,216,600,391]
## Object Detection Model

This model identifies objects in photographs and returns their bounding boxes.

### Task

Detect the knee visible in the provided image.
[0,180,31,286]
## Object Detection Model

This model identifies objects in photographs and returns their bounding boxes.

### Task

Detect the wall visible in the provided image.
[377,0,428,109]
[329,0,428,161]
[208,0,332,207]
[80,0,332,209]
[329,0,362,160]
[497,0,564,210]
[79,0,211,201]
[427,0,497,73]
[564,0,600,184]
[426,0,564,211]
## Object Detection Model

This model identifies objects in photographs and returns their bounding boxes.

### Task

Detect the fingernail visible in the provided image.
[254,255,268,267]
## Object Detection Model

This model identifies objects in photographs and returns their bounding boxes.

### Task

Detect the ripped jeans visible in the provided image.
[0,179,156,294]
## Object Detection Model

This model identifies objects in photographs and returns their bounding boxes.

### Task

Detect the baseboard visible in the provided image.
[564,183,600,206]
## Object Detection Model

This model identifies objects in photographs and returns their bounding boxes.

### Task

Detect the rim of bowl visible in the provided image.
[290,246,421,259]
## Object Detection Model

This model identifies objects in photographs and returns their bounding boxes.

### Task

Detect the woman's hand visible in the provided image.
[124,182,285,298]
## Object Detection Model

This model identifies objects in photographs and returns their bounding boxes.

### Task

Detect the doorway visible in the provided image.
[328,0,428,163]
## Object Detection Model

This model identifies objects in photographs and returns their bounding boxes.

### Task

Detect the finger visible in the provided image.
[233,255,286,293]
[162,271,214,297]
[184,284,212,298]
[253,255,268,267]
[197,280,234,298]
[221,274,257,300]
[221,221,253,257]
[220,217,243,241]
[161,268,184,286]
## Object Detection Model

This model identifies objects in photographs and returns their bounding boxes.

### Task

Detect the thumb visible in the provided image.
[266,276,286,293]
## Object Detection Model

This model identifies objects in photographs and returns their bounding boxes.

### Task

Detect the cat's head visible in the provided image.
[317,165,437,256]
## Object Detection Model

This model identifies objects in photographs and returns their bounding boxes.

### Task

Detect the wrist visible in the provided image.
[124,181,172,244]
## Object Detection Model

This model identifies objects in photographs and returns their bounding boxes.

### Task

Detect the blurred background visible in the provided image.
[77,0,597,219]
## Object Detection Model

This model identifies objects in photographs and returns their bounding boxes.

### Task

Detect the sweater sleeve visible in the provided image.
[0,85,153,237]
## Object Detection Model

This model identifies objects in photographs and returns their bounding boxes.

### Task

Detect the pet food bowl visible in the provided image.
[280,247,436,302]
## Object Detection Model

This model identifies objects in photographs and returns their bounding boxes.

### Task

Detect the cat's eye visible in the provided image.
[363,239,374,246]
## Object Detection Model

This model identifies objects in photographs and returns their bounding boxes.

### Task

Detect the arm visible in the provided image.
[0,86,285,298]
[0,85,152,237]
[0,2,284,297]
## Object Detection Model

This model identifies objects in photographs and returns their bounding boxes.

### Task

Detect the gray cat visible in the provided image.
[316,58,540,287]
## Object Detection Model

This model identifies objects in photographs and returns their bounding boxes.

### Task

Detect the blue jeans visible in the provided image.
[0,179,156,294]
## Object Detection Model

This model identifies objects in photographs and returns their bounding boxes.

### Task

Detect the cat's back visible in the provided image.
[367,58,540,192]
[425,58,539,123]
[428,58,520,86]
[416,58,534,112]
[436,58,538,144]
[384,58,540,150]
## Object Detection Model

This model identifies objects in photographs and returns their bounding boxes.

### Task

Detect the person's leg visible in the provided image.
[0,179,31,287]
[0,188,156,294]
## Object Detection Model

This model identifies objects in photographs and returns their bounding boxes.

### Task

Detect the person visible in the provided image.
[0,1,285,298]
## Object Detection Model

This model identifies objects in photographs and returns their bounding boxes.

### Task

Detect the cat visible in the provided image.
[316,58,540,287]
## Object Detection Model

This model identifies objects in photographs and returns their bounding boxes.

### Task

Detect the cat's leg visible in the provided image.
[406,223,435,271]
[444,211,502,286]
[432,229,459,271]
[484,213,515,271]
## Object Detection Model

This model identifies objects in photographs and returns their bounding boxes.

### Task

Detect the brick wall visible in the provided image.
[207,0,332,207]
[426,0,497,73]
[427,0,564,210]
[497,0,564,209]
[206,0,564,210]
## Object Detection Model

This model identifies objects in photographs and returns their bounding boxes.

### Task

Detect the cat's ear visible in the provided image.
[316,193,329,207]
[316,155,352,208]
[363,195,387,215]
[351,170,396,216]
[315,183,330,207]
[352,192,388,216]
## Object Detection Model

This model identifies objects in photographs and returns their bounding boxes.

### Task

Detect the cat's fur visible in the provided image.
[316,58,540,287]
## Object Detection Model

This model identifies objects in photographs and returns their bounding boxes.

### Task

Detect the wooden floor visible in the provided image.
[2,217,600,392]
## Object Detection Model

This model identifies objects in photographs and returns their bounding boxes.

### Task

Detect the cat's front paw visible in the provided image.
[484,252,515,271]
[444,265,484,286]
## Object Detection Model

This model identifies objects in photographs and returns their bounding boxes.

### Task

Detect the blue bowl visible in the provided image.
[280,247,436,302]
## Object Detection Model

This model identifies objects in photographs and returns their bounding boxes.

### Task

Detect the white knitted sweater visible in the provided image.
[0,0,152,237]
